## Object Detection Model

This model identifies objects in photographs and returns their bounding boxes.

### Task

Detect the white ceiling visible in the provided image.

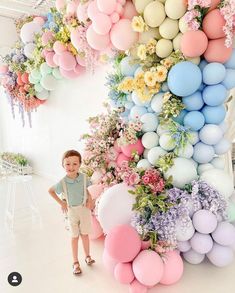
[0,0,55,19]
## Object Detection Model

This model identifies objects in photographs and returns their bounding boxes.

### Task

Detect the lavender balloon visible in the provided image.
[190,232,213,254]
[192,210,218,234]
[211,222,235,246]
[183,249,205,265]
[207,243,234,267]
[177,241,191,253]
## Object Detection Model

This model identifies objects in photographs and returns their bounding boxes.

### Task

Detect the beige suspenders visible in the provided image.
[61,174,87,207]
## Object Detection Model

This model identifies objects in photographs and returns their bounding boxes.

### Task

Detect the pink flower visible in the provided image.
[129,173,140,186]
[142,175,150,185]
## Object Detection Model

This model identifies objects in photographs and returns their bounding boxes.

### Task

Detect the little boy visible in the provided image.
[48,150,95,275]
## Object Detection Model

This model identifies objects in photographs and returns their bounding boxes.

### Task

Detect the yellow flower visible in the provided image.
[144,71,157,87]
[163,92,172,103]
[134,73,145,90]
[155,65,168,83]
[161,58,173,69]
[146,39,157,55]
[131,16,148,33]
[118,77,134,92]
[137,44,147,60]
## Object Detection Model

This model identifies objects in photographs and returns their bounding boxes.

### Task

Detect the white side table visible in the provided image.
[5,175,40,230]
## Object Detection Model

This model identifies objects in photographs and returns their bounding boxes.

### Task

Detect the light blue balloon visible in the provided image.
[199,59,208,71]
[130,105,147,120]
[161,82,169,92]
[173,109,188,125]
[184,111,205,131]
[224,48,235,69]
[202,84,227,106]
[34,83,43,93]
[120,56,139,76]
[214,138,231,155]
[52,67,63,80]
[125,101,134,110]
[126,94,132,101]
[151,92,164,113]
[31,68,42,80]
[199,124,223,145]
[134,66,143,77]
[168,61,202,96]
[183,91,204,111]
[40,62,52,76]
[132,91,150,106]
[203,62,226,85]
[193,142,215,164]
[198,83,206,91]
[140,113,158,132]
[35,89,49,100]
[221,69,235,90]
[147,106,154,113]
[120,109,130,117]
[202,105,226,124]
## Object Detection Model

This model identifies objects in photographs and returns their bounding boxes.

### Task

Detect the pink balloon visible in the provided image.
[116,153,130,167]
[141,240,151,250]
[202,9,226,39]
[110,19,139,50]
[88,184,104,199]
[102,249,119,274]
[0,65,8,74]
[92,13,112,35]
[41,31,54,46]
[46,52,57,68]
[105,224,141,263]
[97,0,116,15]
[86,25,110,51]
[129,279,148,293]
[59,67,80,79]
[56,0,66,11]
[115,3,124,16]
[114,139,122,153]
[132,250,164,287]
[160,251,184,285]
[87,1,100,20]
[118,0,126,5]
[181,30,208,57]
[33,16,45,26]
[53,54,60,66]
[114,262,135,284]
[59,51,76,70]
[204,38,233,63]
[110,12,120,23]
[209,0,221,10]
[76,54,86,67]
[122,1,138,20]
[53,41,67,55]
[74,64,85,75]
[121,139,144,157]
[77,2,89,22]
[66,2,77,15]
[89,215,103,240]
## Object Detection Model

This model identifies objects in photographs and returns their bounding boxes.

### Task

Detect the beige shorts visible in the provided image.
[67,205,92,238]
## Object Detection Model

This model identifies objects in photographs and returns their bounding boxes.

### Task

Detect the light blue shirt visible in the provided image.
[53,173,89,206]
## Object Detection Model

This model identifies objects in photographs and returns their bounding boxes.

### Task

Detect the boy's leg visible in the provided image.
[80,234,89,257]
[71,236,79,262]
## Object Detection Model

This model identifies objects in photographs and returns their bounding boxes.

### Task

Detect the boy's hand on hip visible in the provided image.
[61,201,68,213]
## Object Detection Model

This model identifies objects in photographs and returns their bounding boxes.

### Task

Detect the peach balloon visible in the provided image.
[209,0,221,10]
[202,9,225,39]
[204,38,233,63]
[181,30,208,57]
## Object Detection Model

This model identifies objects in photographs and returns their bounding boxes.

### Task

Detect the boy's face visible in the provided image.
[63,156,81,177]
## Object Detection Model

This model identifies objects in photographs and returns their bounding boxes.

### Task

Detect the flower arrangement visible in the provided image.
[0,152,28,166]
[131,16,149,33]
[118,120,143,146]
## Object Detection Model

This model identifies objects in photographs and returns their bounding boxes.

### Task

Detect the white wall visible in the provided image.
[0,67,111,180]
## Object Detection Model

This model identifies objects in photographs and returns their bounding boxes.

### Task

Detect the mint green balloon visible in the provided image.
[52,67,63,80]
[40,74,57,91]
[36,89,49,100]
[29,74,39,85]
[34,83,43,93]
[227,202,235,222]
[40,62,52,76]
[31,68,41,80]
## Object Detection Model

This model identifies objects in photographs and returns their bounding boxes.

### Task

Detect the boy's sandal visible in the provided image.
[85,255,95,266]
[73,262,82,275]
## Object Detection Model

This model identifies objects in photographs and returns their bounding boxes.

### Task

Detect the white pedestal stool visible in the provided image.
[5,175,40,230]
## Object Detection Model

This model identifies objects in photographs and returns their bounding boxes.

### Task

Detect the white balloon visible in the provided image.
[173,33,183,51]
[159,18,179,40]
[197,163,214,175]
[137,159,151,169]
[179,16,189,33]
[157,124,169,136]
[175,143,194,158]
[164,158,198,188]
[200,169,234,199]
[210,157,225,169]
[134,0,153,13]
[207,243,234,267]
[20,21,41,44]
[165,0,187,20]
[214,138,231,155]
[141,113,158,132]
[156,39,173,58]
[97,183,135,233]
[147,146,167,166]
[141,132,159,149]
[199,124,223,145]
[176,218,195,241]
[151,92,164,113]
[143,148,150,159]
[159,133,176,151]
[188,131,200,145]
[24,43,35,59]
[144,1,166,27]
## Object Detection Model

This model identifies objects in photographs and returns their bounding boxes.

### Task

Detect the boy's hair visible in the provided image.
[62,150,82,165]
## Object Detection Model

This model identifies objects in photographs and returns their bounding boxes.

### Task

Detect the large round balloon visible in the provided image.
[97,183,135,232]
[202,62,226,85]
[20,21,41,43]
[192,209,218,234]
[165,0,186,20]
[202,84,227,106]
[181,30,208,58]
[200,169,234,199]
[164,158,198,188]
[110,19,139,51]
[105,224,141,262]
[204,38,233,63]
[167,61,202,96]
[202,105,226,124]
[143,1,166,27]
[183,111,205,131]
[207,243,234,267]
[202,9,225,39]
[199,124,223,145]
[211,222,235,246]
[182,91,204,111]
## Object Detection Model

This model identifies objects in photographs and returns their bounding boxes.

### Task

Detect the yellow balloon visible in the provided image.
[158,0,166,2]
[173,33,183,51]
[139,28,161,43]
[186,56,201,65]
[159,18,179,39]
[134,0,153,13]
[144,1,166,28]
[156,39,173,58]
[165,0,187,20]
[179,16,189,33]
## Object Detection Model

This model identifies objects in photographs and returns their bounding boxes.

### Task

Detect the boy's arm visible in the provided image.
[48,186,68,212]
[85,189,95,210]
